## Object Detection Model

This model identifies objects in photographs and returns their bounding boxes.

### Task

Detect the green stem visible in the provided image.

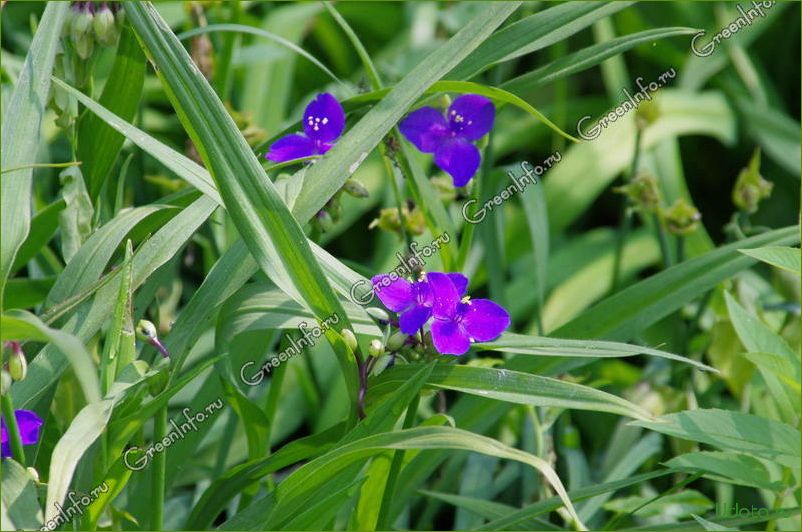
[381,141,413,250]
[1,161,82,174]
[375,392,420,530]
[152,406,168,530]
[214,0,240,100]
[611,127,643,291]
[652,212,673,268]
[676,235,685,263]
[1,394,26,465]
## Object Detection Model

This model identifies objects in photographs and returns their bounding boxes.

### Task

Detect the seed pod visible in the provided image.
[26,467,40,484]
[341,329,358,352]
[314,210,334,233]
[613,172,662,213]
[636,98,661,130]
[342,179,369,198]
[732,148,772,213]
[70,3,95,60]
[368,339,384,357]
[662,198,701,235]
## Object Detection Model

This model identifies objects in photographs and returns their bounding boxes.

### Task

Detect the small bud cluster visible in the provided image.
[66,2,124,59]
[3,342,27,394]
[311,179,370,234]
[368,201,426,236]
[732,148,773,214]
[614,172,702,237]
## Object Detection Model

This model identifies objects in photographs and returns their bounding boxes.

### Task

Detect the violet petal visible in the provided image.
[447,94,495,140]
[303,93,345,143]
[265,134,316,162]
[434,137,481,187]
[399,106,450,153]
[461,299,510,342]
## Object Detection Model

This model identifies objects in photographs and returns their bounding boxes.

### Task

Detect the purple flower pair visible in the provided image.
[371,271,509,356]
[265,93,346,162]
[399,95,495,187]
[1,409,43,459]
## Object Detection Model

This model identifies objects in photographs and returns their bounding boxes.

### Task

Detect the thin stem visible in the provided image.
[152,406,168,530]
[611,127,643,291]
[375,391,420,530]
[214,0,240,100]
[1,161,82,174]
[1,394,26,465]
[652,212,673,268]
[676,234,685,264]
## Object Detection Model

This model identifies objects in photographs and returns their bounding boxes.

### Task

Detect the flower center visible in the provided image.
[449,109,473,132]
[306,115,329,132]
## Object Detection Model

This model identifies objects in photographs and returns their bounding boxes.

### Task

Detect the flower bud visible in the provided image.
[70,4,95,60]
[341,329,358,352]
[636,98,660,130]
[368,339,384,357]
[732,148,772,213]
[342,179,369,198]
[662,198,701,235]
[386,331,408,352]
[7,342,27,382]
[26,467,40,484]
[365,307,390,322]
[93,3,117,45]
[314,210,334,233]
[1,370,11,395]
[614,173,662,213]
[136,320,169,358]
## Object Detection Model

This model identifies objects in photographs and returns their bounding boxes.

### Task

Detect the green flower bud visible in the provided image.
[70,6,94,60]
[136,320,169,358]
[342,179,369,198]
[7,342,27,382]
[341,329,358,352]
[314,210,334,233]
[614,173,662,213]
[386,331,408,352]
[636,98,660,130]
[26,467,40,484]
[732,148,773,213]
[662,198,701,235]
[1,370,11,395]
[93,3,117,45]
[368,339,384,357]
[365,307,390,322]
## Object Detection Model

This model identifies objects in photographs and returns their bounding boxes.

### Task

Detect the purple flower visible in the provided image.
[1,409,43,459]
[427,272,510,356]
[265,93,345,162]
[399,94,495,187]
[372,273,468,335]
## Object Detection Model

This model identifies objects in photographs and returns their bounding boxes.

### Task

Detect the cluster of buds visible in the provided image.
[732,148,773,214]
[635,98,661,131]
[614,172,702,236]
[66,2,124,59]
[614,172,662,214]
[2,342,27,394]
[311,179,370,234]
[368,201,426,236]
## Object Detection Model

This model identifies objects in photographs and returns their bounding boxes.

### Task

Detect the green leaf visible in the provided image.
[292,2,521,224]
[77,24,146,198]
[449,1,635,80]
[369,364,653,420]
[1,459,44,530]
[664,451,783,491]
[502,27,698,92]
[126,2,363,409]
[0,2,69,306]
[481,332,717,372]
[176,23,342,87]
[43,360,152,524]
[733,97,801,176]
[11,199,66,274]
[1,310,100,404]
[556,226,800,341]
[631,409,801,468]
[738,246,801,274]
[604,490,712,519]
[3,277,55,310]
[57,166,95,263]
[266,426,585,530]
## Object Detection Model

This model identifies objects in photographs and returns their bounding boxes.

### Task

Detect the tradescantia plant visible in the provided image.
[1,1,800,531]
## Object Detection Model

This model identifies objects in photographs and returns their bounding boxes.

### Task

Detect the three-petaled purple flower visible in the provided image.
[372,271,509,356]
[265,93,345,162]
[399,94,495,187]
[1,409,43,459]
